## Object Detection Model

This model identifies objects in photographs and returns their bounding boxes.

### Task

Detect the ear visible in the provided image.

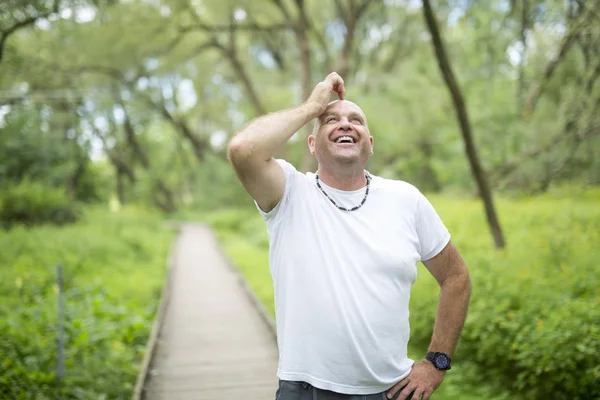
[308,134,316,155]
[369,135,374,155]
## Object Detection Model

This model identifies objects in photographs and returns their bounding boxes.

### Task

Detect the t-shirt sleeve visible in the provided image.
[415,191,451,261]
[254,159,298,222]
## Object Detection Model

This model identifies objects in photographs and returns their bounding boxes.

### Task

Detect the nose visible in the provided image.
[337,117,353,131]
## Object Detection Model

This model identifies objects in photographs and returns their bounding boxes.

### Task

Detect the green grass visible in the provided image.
[206,189,600,400]
[0,206,174,399]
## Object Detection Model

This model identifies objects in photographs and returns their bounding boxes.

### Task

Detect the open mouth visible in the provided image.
[333,135,356,144]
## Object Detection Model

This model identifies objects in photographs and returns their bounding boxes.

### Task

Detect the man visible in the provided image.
[227,72,471,400]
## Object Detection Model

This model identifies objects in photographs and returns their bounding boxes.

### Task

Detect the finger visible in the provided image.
[333,82,345,100]
[326,72,344,89]
[422,391,433,400]
[326,71,341,83]
[338,83,346,100]
[411,389,424,400]
[397,385,416,400]
[386,379,409,399]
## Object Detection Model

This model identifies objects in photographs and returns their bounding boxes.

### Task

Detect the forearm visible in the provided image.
[228,101,321,164]
[427,272,471,357]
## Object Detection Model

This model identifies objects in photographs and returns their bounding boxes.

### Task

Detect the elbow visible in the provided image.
[227,136,250,165]
[227,134,269,168]
[464,272,472,294]
[461,271,472,298]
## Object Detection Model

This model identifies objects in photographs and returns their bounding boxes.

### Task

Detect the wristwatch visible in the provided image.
[425,352,452,370]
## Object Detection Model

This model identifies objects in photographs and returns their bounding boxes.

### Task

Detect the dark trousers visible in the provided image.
[276,380,413,400]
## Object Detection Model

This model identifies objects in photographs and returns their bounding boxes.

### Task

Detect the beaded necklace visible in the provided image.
[315,173,371,212]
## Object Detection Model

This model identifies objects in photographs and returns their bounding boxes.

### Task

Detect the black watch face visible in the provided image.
[434,353,450,369]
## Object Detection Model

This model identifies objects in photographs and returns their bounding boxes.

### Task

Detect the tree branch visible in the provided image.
[524,11,592,115]
[179,22,287,34]
[0,95,26,107]
[212,38,267,116]
[0,14,50,64]
[143,93,209,162]
[492,118,600,181]
[271,0,293,22]
[0,0,61,64]
[89,121,137,184]
[114,90,150,169]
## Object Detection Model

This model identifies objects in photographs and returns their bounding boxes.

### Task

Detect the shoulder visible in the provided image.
[274,158,312,191]
[370,174,421,198]
[368,174,424,214]
[274,158,296,171]
[275,158,315,183]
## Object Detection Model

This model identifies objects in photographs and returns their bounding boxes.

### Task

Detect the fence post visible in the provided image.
[57,263,65,383]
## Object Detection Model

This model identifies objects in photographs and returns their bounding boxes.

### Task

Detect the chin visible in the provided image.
[332,154,359,164]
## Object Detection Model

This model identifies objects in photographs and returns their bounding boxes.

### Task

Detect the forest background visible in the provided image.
[1,0,598,399]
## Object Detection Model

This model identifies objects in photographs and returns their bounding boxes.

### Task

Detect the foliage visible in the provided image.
[0,103,111,204]
[0,180,81,228]
[206,190,600,400]
[1,0,598,215]
[1,0,600,396]
[409,189,600,400]
[0,207,173,399]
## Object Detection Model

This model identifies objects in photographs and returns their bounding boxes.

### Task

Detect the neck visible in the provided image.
[316,167,367,191]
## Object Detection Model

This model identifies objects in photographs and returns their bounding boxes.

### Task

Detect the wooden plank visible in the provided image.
[143,225,278,400]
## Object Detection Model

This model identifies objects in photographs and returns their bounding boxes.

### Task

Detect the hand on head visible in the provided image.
[308,72,346,115]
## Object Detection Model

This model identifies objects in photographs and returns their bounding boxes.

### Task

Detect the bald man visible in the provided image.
[227,72,471,400]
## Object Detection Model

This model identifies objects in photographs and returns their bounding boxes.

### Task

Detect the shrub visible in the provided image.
[0,206,172,399]
[0,180,80,228]
[408,194,600,400]
[210,192,600,400]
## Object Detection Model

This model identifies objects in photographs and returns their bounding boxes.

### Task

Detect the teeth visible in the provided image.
[335,136,354,143]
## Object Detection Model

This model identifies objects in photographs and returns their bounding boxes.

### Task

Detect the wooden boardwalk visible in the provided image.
[143,224,278,400]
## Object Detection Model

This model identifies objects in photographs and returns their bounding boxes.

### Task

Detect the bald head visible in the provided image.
[312,100,369,136]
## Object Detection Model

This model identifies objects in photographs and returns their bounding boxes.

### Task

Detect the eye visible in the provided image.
[326,116,338,123]
[350,117,363,124]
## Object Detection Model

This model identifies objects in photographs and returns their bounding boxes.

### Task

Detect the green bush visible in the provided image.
[205,208,269,248]
[0,180,80,228]
[0,206,173,399]
[209,192,600,400]
[407,194,600,400]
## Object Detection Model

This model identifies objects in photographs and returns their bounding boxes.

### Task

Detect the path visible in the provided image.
[143,224,278,400]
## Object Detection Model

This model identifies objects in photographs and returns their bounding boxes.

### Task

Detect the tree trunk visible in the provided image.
[119,100,178,212]
[419,139,441,193]
[337,17,356,79]
[121,108,150,168]
[156,181,176,213]
[517,0,529,110]
[335,0,371,80]
[422,0,505,249]
[68,154,87,200]
[295,1,317,172]
[116,169,126,204]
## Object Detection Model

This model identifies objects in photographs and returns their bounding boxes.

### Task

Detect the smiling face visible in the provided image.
[308,100,374,170]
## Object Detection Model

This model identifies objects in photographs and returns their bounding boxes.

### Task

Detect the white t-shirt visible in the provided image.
[256,159,451,395]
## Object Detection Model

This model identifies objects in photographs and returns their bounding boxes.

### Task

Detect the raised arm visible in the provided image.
[227,72,346,212]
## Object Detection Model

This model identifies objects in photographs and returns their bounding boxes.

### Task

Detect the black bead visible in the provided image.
[315,172,370,212]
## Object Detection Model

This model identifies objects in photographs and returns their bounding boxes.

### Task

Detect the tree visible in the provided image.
[422,0,505,248]
[1,0,598,216]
